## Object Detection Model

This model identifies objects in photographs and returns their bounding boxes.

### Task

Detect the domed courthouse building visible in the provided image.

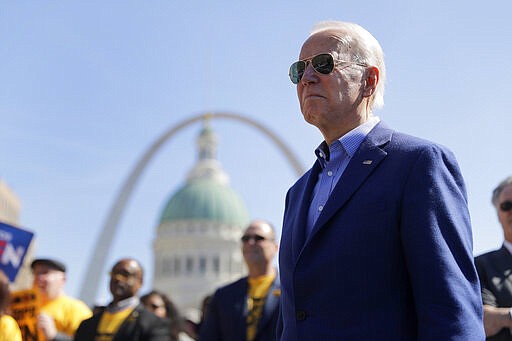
[152,124,250,313]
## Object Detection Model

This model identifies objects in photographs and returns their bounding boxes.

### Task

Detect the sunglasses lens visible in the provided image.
[289,61,305,84]
[289,54,335,84]
[312,54,334,74]
[241,235,266,242]
[500,201,512,212]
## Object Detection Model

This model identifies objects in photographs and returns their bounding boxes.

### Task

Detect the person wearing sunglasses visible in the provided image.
[199,220,280,341]
[141,290,190,341]
[74,258,170,340]
[475,176,512,340]
[278,21,484,340]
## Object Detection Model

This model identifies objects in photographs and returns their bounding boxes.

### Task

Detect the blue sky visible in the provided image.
[1,1,511,304]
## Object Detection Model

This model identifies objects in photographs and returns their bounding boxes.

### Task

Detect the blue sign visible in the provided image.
[0,221,34,282]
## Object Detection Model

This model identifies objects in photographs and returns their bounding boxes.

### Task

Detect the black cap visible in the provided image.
[31,258,66,273]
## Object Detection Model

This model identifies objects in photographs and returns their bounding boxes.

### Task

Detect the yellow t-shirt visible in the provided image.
[40,295,92,336]
[95,308,135,341]
[0,314,22,341]
[246,274,275,341]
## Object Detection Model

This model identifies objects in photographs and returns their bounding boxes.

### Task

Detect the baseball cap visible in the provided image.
[31,258,66,273]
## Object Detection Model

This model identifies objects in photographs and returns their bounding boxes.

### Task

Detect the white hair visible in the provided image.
[310,21,386,110]
[492,176,512,207]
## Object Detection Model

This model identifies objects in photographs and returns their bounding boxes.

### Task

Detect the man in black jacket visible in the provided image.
[74,258,169,341]
[476,176,512,340]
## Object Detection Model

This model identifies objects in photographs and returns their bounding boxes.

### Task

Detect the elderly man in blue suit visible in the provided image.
[277,20,484,340]
[199,220,280,341]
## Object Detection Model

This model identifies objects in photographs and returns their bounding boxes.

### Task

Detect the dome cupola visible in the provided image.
[159,121,249,225]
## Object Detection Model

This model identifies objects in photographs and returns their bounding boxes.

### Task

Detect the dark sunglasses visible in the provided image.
[109,271,139,281]
[241,234,269,243]
[149,303,165,310]
[289,53,367,84]
[500,201,512,212]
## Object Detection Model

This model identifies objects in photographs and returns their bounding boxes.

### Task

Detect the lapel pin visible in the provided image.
[362,160,373,165]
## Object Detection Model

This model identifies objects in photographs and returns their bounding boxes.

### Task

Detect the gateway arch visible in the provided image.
[79,112,305,306]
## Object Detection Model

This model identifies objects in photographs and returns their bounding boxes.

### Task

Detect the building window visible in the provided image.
[186,256,193,274]
[199,257,206,275]
[174,257,181,275]
[162,257,173,276]
[213,256,220,275]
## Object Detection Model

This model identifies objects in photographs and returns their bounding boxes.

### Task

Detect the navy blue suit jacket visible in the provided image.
[277,122,484,340]
[199,276,280,341]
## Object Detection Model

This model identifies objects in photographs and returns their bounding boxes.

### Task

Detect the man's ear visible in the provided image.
[363,66,379,97]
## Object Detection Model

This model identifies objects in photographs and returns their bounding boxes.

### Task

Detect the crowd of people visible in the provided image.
[1,19,512,340]
[0,219,280,341]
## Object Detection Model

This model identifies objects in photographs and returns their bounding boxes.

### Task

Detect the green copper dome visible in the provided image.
[159,177,250,225]
[159,122,250,225]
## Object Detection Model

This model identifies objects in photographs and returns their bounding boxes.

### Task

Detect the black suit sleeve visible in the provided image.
[198,291,221,341]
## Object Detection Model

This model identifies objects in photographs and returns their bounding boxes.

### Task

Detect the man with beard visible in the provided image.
[199,220,280,341]
[74,258,169,340]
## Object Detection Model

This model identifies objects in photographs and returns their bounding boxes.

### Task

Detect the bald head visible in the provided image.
[245,220,276,239]
[109,258,143,302]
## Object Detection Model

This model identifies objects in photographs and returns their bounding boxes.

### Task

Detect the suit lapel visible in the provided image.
[255,278,280,337]
[291,162,322,260]
[305,124,392,244]
[236,279,249,339]
[498,246,512,282]
[85,313,103,339]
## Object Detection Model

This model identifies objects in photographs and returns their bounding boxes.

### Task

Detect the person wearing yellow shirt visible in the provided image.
[0,314,22,341]
[0,270,22,341]
[31,258,92,340]
[74,258,170,341]
[199,220,280,341]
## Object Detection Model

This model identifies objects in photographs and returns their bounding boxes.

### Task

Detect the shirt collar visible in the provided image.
[315,116,380,167]
[106,296,140,313]
[504,240,512,255]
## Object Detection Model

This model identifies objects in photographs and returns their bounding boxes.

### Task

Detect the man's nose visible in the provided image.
[301,63,319,84]
[34,274,47,283]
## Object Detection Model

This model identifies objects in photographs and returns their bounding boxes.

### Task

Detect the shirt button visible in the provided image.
[319,152,324,158]
[318,205,323,212]
[327,171,333,176]
[296,310,306,321]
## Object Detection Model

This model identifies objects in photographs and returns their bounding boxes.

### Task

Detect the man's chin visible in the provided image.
[303,111,317,123]
[112,287,127,297]
[303,114,325,131]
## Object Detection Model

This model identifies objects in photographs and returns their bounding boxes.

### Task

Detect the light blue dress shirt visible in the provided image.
[306,116,380,236]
